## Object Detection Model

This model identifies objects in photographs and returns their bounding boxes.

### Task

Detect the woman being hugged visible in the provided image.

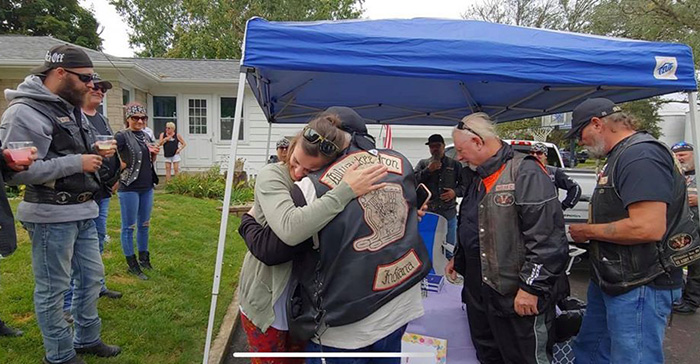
[158,122,186,183]
[115,102,159,280]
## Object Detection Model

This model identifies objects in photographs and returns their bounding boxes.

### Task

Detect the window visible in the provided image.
[122,88,131,105]
[189,99,207,134]
[153,96,177,137]
[220,97,244,141]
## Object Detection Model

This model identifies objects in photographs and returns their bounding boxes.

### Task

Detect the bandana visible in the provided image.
[125,104,147,119]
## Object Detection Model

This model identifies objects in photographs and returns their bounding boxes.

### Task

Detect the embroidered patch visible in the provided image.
[671,247,700,267]
[373,249,422,291]
[320,151,403,188]
[57,117,71,124]
[495,183,515,192]
[668,233,693,251]
[56,192,71,204]
[354,183,408,252]
[598,176,608,185]
[493,192,514,207]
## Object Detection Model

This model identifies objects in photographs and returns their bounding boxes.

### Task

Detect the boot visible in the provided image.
[75,340,121,358]
[125,255,149,280]
[138,251,153,270]
[43,355,86,364]
[99,288,123,299]
[0,320,23,337]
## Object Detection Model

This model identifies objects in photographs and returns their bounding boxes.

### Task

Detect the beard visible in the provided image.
[587,135,607,159]
[56,78,88,107]
[680,160,694,171]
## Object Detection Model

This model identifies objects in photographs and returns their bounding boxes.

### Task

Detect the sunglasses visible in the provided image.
[456,121,485,143]
[130,115,148,121]
[91,85,107,93]
[64,69,96,83]
[302,126,340,156]
[530,151,545,155]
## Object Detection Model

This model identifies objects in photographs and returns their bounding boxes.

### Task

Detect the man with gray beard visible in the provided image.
[671,141,700,315]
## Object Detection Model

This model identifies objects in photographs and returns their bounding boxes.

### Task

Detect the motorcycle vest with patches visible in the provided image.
[590,132,700,296]
[288,145,431,341]
[10,98,100,205]
[478,153,528,296]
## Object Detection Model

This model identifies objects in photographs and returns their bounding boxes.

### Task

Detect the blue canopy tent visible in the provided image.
[203,18,699,362]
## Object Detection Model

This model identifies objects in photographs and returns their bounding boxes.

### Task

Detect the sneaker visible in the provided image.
[99,289,123,299]
[62,310,74,324]
[43,355,86,364]
[74,340,121,357]
[673,302,697,315]
[0,322,23,337]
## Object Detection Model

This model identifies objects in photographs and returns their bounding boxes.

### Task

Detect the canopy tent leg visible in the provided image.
[265,122,273,161]
[688,91,700,176]
[202,72,247,364]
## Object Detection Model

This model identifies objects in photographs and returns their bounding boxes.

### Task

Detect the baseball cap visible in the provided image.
[31,44,94,75]
[426,134,445,145]
[93,73,113,90]
[276,138,290,149]
[564,98,622,139]
[530,143,548,155]
[325,106,368,135]
[672,141,694,153]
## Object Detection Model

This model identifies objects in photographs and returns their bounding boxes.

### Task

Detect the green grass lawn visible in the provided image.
[0,191,247,363]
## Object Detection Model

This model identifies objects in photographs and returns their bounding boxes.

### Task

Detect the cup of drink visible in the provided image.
[7,141,34,166]
[147,141,159,154]
[96,135,115,151]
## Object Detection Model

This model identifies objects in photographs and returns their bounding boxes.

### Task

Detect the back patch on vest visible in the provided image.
[319,151,403,189]
[373,249,422,291]
[354,183,408,252]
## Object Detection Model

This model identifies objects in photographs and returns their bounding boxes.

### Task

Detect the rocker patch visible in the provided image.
[354,183,408,252]
[320,151,403,188]
[373,249,422,291]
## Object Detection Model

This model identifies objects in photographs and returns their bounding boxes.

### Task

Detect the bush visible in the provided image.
[165,166,254,205]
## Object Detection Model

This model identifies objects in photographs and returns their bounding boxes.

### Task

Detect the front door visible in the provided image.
[184,96,213,168]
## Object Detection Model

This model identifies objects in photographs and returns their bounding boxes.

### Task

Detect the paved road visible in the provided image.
[226,256,699,363]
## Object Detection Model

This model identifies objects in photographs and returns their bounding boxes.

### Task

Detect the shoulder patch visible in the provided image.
[320,150,402,188]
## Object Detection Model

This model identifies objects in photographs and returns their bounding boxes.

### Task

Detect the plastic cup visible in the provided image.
[96,135,115,150]
[7,141,33,165]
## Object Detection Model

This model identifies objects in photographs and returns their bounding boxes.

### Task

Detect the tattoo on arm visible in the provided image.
[603,223,617,237]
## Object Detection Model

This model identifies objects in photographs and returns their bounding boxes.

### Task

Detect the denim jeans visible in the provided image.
[573,280,680,364]
[305,324,407,364]
[118,189,154,257]
[63,198,110,311]
[23,220,104,363]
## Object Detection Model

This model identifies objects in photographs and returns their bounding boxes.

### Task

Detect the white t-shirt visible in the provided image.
[296,178,425,349]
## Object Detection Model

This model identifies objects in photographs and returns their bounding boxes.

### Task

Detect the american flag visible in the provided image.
[383,124,393,149]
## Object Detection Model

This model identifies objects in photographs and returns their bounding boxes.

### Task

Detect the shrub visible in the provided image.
[165,166,254,205]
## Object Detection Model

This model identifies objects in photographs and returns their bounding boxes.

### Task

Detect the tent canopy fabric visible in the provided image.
[242,17,697,126]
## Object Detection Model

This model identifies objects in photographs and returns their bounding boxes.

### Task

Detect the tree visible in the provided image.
[111,0,365,59]
[464,0,600,32]
[0,0,103,49]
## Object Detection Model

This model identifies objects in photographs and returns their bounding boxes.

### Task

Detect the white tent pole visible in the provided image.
[202,71,247,364]
[688,91,700,176]
[265,123,273,160]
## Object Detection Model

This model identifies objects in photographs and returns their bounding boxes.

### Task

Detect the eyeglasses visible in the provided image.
[302,126,340,156]
[64,69,96,83]
[130,115,148,121]
[91,85,107,93]
[530,151,545,156]
[456,121,485,143]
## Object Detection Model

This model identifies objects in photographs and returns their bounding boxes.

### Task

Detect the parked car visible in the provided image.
[560,149,578,167]
[577,149,589,163]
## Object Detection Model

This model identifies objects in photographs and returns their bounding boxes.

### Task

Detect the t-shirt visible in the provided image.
[86,113,110,136]
[116,130,154,192]
[612,141,683,289]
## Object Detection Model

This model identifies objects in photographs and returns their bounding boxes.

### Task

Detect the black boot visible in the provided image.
[75,340,121,358]
[0,319,23,337]
[138,251,153,270]
[125,255,149,280]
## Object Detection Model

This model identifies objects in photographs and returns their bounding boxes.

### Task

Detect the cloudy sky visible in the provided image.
[80,0,479,57]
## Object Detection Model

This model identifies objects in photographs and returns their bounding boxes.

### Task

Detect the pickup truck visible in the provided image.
[445,140,597,242]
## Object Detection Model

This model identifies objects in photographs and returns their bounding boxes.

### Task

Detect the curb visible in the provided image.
[208,287,241,364]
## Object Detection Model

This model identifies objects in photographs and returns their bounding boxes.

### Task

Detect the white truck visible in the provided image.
[445,140,597,242]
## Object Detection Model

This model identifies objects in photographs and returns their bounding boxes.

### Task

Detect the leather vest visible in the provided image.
[590,132,700,295]
[10,98,100,205]
[288,146,431,340]
[479,153,528,296]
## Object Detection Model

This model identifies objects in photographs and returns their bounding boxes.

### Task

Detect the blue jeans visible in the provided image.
[573,280,680,364]
[23,220,104,363]
[64,198,111,311]
[306,324,407,364]
[118,189,154,257]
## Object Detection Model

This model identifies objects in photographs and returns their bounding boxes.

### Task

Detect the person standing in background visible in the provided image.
[158,122,186,183]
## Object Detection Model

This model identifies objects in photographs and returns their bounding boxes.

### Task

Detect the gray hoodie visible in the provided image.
[0,75,97,223]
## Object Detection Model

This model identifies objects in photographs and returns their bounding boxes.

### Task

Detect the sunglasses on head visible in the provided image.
[302,126,340,156]
[456,121,485,143]
[64,69,96,83]
[130,115,148,121]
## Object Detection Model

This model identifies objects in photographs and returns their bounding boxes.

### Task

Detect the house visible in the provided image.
[0,36,454,176]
